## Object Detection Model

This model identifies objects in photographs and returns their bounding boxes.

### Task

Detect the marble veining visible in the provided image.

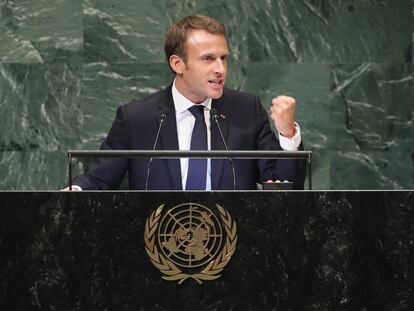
[0,0,412,189]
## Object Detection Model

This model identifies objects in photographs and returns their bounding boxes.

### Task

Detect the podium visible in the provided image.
[1,191,413,310]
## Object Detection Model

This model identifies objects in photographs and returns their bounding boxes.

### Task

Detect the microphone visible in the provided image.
[210,108,236,190]
[145,113,166,190]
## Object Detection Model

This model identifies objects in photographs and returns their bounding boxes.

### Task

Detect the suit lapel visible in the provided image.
[210,97,229,189]
[158,85,182,190]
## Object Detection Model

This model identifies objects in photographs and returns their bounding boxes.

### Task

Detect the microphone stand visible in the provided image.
[145,113,166,190]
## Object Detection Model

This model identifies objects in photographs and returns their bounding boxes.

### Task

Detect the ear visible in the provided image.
[169,55,185,75]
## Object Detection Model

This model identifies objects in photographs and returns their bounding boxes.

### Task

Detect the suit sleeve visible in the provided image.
[71,106,130,190]
[254,97,306,190]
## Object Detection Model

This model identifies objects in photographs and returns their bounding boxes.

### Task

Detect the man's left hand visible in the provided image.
[270,95,296,138]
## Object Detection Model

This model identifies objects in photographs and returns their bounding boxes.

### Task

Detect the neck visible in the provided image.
[174,77,207,104]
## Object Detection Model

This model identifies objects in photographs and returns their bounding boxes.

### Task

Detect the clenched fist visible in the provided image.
[270,95,296,138]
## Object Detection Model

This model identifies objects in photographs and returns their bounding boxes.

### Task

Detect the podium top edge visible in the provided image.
[67,150,312,159]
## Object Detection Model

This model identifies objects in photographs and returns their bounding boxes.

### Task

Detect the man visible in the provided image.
[66,15,305,191]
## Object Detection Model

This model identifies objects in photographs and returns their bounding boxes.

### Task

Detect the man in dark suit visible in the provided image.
[67,15,306,190]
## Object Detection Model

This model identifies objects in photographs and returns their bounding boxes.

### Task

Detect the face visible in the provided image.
[171,29,229,103]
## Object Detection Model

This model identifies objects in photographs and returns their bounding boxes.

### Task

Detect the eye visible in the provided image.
[203,55,215,62]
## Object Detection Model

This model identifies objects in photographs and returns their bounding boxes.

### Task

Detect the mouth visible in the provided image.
[208,79,224,89]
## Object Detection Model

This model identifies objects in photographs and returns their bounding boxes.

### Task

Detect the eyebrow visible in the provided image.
[199,52,229,58]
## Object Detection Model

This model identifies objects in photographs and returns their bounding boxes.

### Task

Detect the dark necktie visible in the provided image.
[186,105,207,190]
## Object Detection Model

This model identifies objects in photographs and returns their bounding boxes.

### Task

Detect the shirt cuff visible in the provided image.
[278,122,301,151]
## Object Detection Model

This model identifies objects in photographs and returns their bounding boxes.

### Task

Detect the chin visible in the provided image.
[210,90,224,99]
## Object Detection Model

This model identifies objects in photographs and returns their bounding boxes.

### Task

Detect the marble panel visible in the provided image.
[82,1,412,64]
[243,63,331,151]
[0,0,83,63]
[80,61,172,148]
[0,63,83,151]
[0,150,84,190]
[245,0,412,63]
[330,63,413,152]
[83,0,170,62]
[330,150,412,189]
[83,0,252,63]
[0,62,84,190]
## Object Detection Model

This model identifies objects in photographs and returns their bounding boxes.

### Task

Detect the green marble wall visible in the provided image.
[0,0,413,190]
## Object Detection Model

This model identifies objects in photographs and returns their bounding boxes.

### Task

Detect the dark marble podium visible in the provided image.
[1,191,413,311]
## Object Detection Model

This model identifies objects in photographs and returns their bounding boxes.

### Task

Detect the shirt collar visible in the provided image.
[172,79,212,114]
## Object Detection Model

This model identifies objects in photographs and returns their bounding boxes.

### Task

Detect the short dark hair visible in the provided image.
[164,15,226,72]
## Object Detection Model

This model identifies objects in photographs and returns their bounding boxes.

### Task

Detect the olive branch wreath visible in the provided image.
[144,203,237,284]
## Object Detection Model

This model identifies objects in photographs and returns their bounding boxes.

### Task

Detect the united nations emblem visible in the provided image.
[144,203,237,284]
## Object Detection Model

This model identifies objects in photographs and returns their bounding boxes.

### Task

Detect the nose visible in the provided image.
[214,58,226,74]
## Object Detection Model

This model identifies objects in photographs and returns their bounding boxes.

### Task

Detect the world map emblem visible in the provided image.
[144,202,237,284]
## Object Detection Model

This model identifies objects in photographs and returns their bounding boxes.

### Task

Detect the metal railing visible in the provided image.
[67,150,312,190]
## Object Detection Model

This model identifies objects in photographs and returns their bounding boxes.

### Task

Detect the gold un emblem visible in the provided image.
[144,202,237,284]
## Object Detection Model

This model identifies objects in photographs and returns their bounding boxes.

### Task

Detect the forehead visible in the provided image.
[185,29,228,54]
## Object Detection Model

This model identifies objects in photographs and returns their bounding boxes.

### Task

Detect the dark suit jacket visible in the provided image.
[73,85,306,190]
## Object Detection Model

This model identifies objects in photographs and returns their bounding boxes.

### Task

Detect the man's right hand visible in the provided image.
[270,95,297,138]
